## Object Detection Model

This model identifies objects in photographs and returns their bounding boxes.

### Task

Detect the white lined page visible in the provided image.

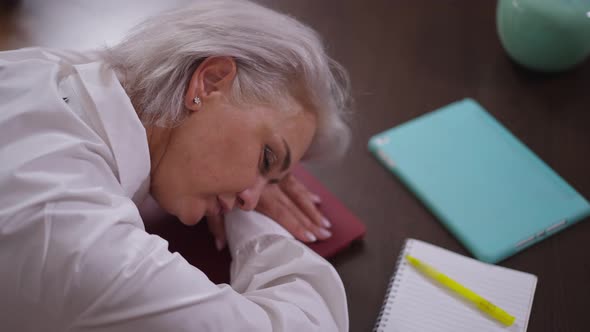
[376,239,537,332]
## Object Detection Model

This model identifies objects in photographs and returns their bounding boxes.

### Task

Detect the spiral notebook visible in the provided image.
[374,239,537,332]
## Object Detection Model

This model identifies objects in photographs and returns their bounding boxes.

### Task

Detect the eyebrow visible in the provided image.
[280,138,291,172]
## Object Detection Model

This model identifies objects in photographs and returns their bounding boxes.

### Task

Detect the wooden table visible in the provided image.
[2,1,589,331]
[256,1,590,331]
[258,0,590,332]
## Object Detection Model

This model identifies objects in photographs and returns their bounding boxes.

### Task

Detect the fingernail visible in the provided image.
[304,231,317,242]
[215,239,225,251]
[311,194,322,204]
[322,218,332,228]
[318,228,332,239]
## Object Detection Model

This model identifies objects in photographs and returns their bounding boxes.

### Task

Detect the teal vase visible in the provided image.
[497,0,590,72]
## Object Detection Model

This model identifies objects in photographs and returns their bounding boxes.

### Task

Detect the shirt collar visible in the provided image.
[74,62,151,206]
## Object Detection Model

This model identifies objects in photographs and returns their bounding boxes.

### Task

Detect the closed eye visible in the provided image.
[261,145,277,175]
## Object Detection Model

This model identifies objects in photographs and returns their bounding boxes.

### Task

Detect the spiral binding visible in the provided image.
[372,239,414,332]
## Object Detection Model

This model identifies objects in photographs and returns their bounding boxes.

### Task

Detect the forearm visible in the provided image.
[226,210,349,331]
[62,209,347,331]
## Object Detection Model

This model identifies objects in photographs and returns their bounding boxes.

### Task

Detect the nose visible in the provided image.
[236,176,266,211]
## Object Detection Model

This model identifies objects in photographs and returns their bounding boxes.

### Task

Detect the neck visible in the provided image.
[145,125,172,176]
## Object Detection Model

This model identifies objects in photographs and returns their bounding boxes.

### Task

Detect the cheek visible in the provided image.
[152,172,208,224]
[192,139,260,193]
[153,120,262,205]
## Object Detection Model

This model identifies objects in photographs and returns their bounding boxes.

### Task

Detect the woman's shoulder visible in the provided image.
[0,46,151,214]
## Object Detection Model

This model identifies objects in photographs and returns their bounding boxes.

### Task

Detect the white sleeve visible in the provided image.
[51,208,349,332]
[227,210,349,331]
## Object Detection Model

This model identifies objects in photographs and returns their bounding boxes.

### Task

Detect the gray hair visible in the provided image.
[102,0,351,160]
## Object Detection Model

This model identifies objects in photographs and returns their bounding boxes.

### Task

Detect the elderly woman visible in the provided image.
[0,1,352,331]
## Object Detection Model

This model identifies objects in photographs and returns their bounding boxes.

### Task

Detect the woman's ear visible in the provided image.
[184,56,237,111]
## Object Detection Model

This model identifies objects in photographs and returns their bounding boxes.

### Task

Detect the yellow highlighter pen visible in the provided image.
[405,255,516,327]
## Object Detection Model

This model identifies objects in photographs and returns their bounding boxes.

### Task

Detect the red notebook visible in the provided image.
[145,165,366,284]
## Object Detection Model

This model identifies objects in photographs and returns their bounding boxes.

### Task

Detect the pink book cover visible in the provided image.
[145,165,366,284]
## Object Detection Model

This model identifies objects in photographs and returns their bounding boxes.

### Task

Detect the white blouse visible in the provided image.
[0,48,348,331]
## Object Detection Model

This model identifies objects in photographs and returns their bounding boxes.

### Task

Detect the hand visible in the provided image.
[207,173,332,251]
[206,214,227,251]
[256,173,332,243]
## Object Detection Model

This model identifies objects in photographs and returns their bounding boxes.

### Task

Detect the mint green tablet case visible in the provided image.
[368,99,590,263]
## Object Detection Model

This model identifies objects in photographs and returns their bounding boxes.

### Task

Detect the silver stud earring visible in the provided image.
[193,96,202,106]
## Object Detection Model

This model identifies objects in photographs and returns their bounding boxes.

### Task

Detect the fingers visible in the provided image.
[257,185,331,243]
[310,192,322,205]
[282,194,332,242]
[207,215,226,251]
[280,174,331,229]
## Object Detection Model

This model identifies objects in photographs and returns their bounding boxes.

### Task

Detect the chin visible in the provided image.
[174,200,206,226]
[178,212,205,226]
